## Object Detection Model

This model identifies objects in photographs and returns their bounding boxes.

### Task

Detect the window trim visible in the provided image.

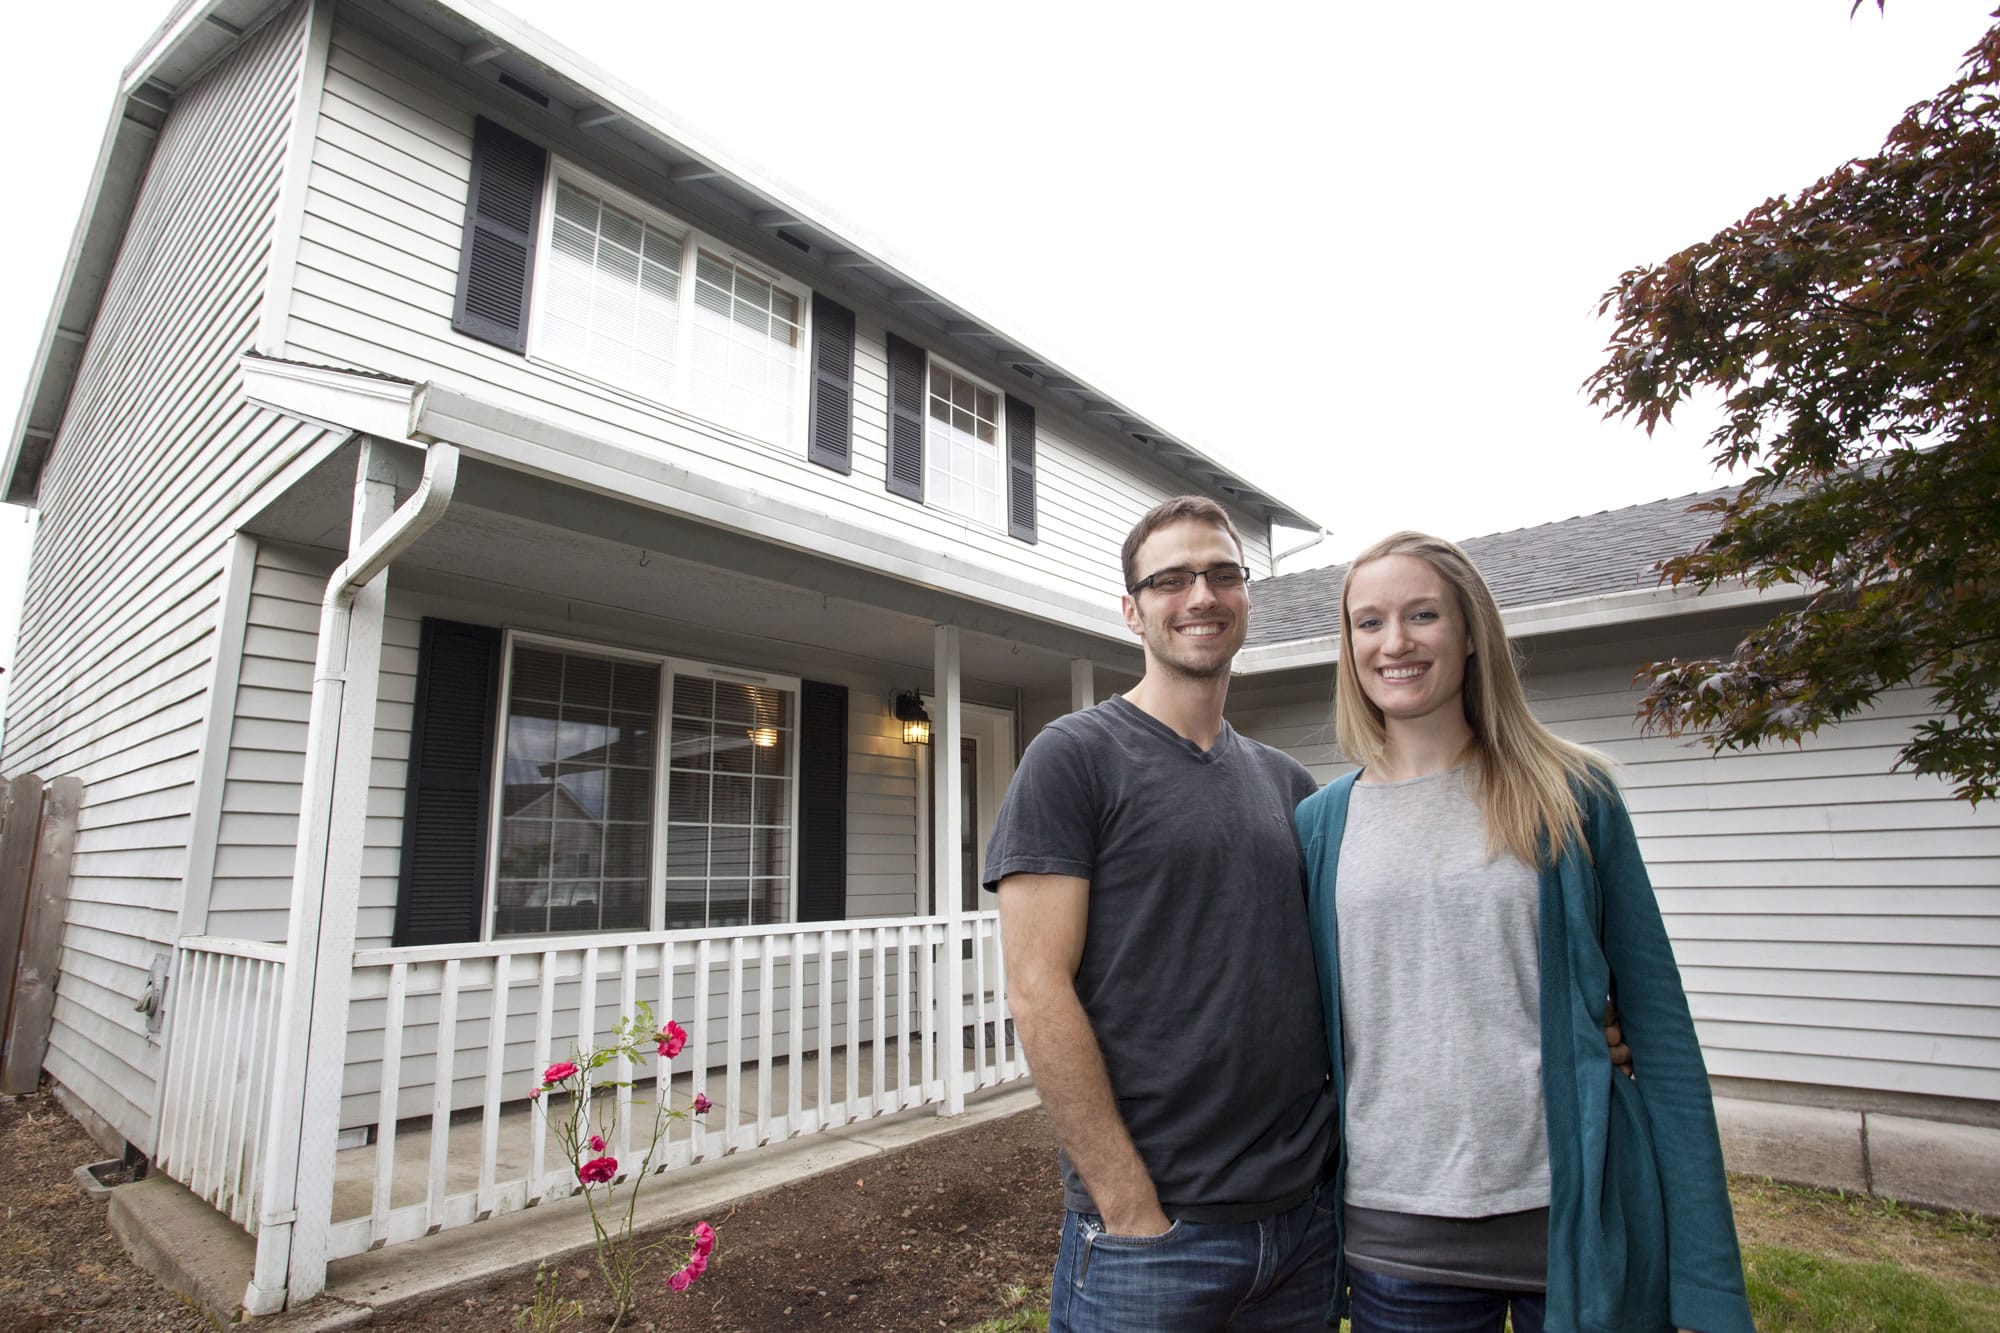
[922,353,1010,533]
[482,628,804,940]
[523,160,814,453]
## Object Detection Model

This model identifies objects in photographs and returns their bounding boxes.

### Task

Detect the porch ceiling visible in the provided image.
[243,441,1144,690]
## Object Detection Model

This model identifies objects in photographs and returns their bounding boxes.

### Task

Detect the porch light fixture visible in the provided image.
[894,690,933,746]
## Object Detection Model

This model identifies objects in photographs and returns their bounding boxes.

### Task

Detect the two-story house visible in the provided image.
[0,0,1311,1310]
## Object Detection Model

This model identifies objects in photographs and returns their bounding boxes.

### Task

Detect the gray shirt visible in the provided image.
[984,696,1334,1222]
[1337,765,1549,1216]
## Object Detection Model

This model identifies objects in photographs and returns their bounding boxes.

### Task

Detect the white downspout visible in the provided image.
[246,440,459,1315]
[1272,526,1328,574]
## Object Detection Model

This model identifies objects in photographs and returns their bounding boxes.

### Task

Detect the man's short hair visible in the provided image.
[1121,496,1249,590]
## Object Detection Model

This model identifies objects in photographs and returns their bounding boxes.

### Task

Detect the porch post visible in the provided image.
[1069,659,1094,712]
[933,623,966,1115]
[246,441,398,1312]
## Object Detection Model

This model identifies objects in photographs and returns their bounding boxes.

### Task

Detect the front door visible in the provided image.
[923,704,1013,914]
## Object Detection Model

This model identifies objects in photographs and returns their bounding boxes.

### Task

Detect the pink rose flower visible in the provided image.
[656,1019,688,1059]
[685,1250,707,1279]
[528,1087,541,1101]
[667,1268,694,1293]
[692,1092,712,1115]
[692,1220,716,1256]
[576,1155,618,1185]
[541,1061,579,1084]
[589,1134,605,1152]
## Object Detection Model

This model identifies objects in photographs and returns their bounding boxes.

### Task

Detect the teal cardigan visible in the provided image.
[1295,770,1753,1333]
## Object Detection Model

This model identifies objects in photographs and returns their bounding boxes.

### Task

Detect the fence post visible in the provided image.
[2,776,80,1093]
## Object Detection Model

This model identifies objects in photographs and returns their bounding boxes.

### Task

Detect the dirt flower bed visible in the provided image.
[9,1080,1999,1333]
[0,1088,213,1332]
[393,1106,1063,1331]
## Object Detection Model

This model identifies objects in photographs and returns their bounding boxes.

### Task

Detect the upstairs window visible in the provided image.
[926,362,1005,530]
[530,168,805,445]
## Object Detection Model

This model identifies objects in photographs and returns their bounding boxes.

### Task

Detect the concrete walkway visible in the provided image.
[1713,1095,2000,1217]
[110,1079,1041,1329]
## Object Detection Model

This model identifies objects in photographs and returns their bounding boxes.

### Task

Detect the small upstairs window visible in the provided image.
[925,361,1005,530]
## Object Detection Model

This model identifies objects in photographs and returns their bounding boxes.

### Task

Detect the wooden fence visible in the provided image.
[0,773,81,1094]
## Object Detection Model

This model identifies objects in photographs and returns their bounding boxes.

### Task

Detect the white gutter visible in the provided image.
[1271,526,1328,573]
[248,440,459,1314]
[1233,578,1812,675]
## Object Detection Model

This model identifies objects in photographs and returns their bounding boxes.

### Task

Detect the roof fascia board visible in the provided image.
[3,99,164,505]
[236,357,1137,648]
[388,0,1317,530]
[1232,579,1813,675]
[238,354,421,440]
[407,380,1134,646]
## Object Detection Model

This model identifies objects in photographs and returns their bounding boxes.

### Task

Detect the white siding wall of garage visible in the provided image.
[1227,635,2000,1111]
[272,4,1270,609]
[0,3,339,1152]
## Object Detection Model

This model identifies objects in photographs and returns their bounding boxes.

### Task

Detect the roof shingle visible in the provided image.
[1244,483,1737,649]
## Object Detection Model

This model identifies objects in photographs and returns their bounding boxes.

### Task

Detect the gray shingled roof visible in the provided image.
[1244,483,1738,649]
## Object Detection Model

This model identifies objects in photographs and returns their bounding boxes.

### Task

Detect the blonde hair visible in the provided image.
[1333,531,1607,866]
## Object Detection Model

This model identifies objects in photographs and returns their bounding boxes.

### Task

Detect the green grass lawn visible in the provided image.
[1743,1244,2000,1331]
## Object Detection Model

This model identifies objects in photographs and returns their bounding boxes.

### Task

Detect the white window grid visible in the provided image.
[484,630,803,939]
[529,165,809,448]
[925,358,1006,530]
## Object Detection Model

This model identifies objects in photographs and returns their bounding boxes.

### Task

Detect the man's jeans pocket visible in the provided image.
[1070,1214,1185,1289]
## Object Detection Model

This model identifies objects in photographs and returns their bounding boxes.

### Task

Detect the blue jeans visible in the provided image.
[1346,1266,1546,1333]
[1048,1184,1337,1331]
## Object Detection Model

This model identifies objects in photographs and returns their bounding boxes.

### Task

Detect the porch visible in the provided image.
[139,391,1143,1313]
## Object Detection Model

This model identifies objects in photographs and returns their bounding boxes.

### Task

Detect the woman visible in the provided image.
[1293,532,1753,1333]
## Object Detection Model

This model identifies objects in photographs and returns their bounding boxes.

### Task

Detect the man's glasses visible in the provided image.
[1127,564,1251,596]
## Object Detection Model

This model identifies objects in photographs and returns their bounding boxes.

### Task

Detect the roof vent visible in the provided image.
[778,229,811,254]
[497,72,550,107]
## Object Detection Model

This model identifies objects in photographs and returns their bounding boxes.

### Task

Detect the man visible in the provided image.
[985,496,1336,1331]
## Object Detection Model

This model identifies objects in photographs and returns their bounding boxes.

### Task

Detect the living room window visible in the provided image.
[531,168,805,446]
[490,635,797,937]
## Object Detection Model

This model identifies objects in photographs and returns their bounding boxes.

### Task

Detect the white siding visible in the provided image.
[277,7,1269,615]
[0,4,337,1150]
[1227,639,2000,1108]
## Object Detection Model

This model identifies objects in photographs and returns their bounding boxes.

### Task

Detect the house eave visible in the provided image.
[238,354,1142,652]
[1232,579,1813,675]
[4,0,280,507]
[361,0,1317,532]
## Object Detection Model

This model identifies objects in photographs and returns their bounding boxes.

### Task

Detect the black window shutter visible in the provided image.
[808,295,856,473]
[885,333,925,501]
[393,619,503,947]
[796,680,848,922]
[1005,394,1037,543]
[451,117,549,353]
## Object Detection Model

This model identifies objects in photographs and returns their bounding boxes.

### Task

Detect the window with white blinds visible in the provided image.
[532,169,805,446]
[926,361,1006,530]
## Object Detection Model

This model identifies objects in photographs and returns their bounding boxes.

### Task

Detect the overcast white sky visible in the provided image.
[1,0,1994,722]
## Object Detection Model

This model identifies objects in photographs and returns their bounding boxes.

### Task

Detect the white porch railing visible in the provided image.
[152,937,289,1234]
[153,913,1023,1264]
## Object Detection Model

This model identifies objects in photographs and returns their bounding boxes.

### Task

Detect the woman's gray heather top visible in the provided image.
[1337,764,1549,1216]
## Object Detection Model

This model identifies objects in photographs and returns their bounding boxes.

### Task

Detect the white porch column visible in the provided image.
[933,623,966,1116]
[1069,659,1095,712]
[248,440,456,1312]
